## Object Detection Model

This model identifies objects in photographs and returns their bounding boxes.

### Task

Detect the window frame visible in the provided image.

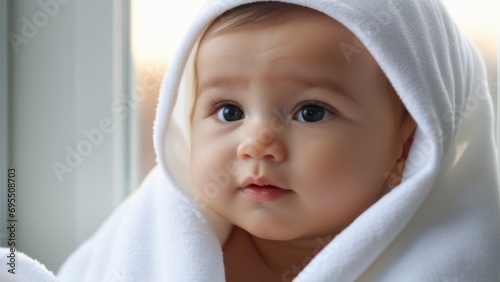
[0,0,9,248]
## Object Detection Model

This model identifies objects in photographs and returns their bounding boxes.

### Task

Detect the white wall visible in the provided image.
[6,0,129,273]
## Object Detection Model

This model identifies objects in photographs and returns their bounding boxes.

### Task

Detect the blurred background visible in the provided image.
[0,0,498,274]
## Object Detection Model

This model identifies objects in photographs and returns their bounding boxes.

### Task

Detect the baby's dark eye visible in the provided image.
[217,105,244,122]
[294,105,332,123]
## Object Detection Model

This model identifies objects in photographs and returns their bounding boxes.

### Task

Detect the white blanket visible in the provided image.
[0,249,56,282]
[6,0,499,281]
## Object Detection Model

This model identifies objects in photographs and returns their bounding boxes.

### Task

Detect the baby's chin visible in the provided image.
[233,221,337,242]
[200,199,344,241]
[246,228,302,241]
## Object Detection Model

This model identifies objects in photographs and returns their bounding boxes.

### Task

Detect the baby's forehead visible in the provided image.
[197,17,376,76]
[197,24,388,94]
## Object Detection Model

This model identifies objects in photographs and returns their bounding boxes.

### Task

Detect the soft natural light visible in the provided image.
[441,0,499,61]
[132,1,499,66]
[131,0,206,65]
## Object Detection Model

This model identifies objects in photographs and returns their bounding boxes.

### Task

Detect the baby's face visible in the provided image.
[191,15,410,240]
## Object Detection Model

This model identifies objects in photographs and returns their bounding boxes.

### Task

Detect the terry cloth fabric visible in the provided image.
[0,248,57,282]
[56,0,500,281]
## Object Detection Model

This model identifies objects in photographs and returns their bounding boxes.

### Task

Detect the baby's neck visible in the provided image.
[251,230,335,277]
[223,226,335,281]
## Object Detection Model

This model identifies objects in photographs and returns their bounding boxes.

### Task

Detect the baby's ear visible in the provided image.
[399,113,417,158]
[401,126,415,159]
[386,115,416,187]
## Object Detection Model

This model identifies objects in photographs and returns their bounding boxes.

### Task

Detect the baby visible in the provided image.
[190,3,415,281]
[53,1,499,281]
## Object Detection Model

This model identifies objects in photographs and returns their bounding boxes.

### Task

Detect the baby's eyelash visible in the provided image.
[295,100,337,113]
[204,98,235,116]
[297,99,327,108]
[205,98,242,117]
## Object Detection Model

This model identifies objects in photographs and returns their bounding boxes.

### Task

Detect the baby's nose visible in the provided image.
[236,123,286,162]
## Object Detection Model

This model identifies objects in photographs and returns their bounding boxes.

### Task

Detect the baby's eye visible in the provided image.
[216,105,244,122]
[294,104,332,123]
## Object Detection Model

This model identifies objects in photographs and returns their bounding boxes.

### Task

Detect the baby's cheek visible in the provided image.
[190,158,203,186]
[191,142,216,197]
[297,140,382,201]
[191,139,235,206]
[190,153,235,221]
[310,145,358,181]
[358,141,395,183]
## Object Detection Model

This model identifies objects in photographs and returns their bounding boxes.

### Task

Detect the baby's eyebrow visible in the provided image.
[197,74,352,101]
[197,77,247,95]
[277,72,351,98]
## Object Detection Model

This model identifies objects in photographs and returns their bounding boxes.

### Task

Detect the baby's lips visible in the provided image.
[240,175,289,190]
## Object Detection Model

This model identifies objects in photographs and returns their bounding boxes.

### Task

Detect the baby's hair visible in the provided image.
[203,2,323,40]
